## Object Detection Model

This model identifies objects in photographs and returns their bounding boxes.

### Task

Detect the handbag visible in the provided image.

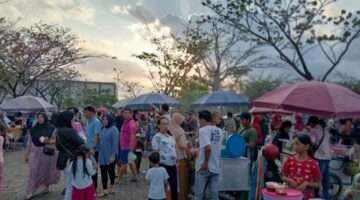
[43,145,55,156]
[42,128,56,156]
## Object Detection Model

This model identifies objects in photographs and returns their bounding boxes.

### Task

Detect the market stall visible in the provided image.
[252,81,360,200]
[125,92,180,109]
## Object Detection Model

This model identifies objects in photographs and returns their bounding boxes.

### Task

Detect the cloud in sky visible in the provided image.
[111,5,131,15]
[0,0,96,25]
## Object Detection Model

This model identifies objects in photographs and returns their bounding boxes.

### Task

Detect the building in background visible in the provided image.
[30,80,118,109]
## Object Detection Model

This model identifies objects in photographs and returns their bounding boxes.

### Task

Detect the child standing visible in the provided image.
[282,134,321,200]
[0,124,6,192]
[145,152,169,200]
[68,145,96,200]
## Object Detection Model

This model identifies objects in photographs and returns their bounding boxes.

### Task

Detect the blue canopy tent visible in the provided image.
[125,92,180,109]
[191,91,249,107]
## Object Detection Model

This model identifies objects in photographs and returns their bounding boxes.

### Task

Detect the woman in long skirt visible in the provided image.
[24,113,60,199]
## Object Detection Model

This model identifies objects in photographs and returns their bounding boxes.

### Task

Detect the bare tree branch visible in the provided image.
[0,20,96,98]
[202,0,360,81]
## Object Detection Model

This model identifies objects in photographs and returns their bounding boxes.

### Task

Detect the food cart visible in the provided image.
[219,157,250,192]
[219,134,250,193]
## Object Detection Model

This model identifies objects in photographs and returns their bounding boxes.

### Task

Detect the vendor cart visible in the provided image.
[219,157,250,192]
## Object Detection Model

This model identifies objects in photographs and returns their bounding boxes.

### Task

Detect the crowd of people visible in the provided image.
[0,104,360,200]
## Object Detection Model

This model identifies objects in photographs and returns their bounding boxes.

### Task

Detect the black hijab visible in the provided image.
[30,113,55,147]
[103,114,114,129]
[56,111,74,128]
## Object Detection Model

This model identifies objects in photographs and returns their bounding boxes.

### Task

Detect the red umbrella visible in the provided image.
[253,81,360,118]
[249,107,292,115]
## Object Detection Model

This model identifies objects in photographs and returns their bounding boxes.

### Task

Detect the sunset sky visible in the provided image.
[1,0,359,97]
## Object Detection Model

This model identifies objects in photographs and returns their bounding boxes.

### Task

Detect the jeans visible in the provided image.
[317,159,330,199]
[63,170,72,200]
[195,170,219,200]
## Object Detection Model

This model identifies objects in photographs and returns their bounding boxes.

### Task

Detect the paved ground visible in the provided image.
[2,149,149,200]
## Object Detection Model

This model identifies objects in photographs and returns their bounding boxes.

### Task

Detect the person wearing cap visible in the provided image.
[239,112,257,163]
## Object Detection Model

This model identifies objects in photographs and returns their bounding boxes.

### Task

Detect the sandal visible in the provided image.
[98,192,108,198]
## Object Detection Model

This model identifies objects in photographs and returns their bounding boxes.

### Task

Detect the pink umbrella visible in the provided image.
[249,107,292,115]
[253,81,360,118]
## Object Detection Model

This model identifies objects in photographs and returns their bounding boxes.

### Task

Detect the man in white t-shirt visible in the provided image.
[195,110,223,200]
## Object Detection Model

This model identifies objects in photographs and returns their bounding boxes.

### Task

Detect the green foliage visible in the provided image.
[62,96,77,109]
[177,78,209,109]
[336,79,360,94]
[134,31,206,96]
[83,89,117,108]
[244,75,285,100]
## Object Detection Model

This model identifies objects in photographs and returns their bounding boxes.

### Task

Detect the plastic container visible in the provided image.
[262,188,303,200]
[222,134,246,158]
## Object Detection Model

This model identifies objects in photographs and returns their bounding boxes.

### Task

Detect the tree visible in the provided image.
[190,18,264,91]
[134,30,206,96]
[113,67,143,98]
[0,20,92,97]
[244,74,286,100]
[83,89,117,108]
[177,77,209,109]
[202,0,360,81]
[31,69,80,107]
[335,73,360,94]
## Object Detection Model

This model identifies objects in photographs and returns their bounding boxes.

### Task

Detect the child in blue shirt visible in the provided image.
[145,152,169,200]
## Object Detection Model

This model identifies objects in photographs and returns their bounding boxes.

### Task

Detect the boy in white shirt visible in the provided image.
[146,152,169,200]
[195,110,223,200]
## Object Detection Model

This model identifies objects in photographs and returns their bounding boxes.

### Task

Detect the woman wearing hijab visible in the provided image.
[272,120,293,153]
[56,111,84,200]
[24,113,60,200]
[169,113,189,200]
[98,114,119,197]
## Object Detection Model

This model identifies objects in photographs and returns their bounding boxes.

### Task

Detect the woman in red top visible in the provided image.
[282,134,321,200]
